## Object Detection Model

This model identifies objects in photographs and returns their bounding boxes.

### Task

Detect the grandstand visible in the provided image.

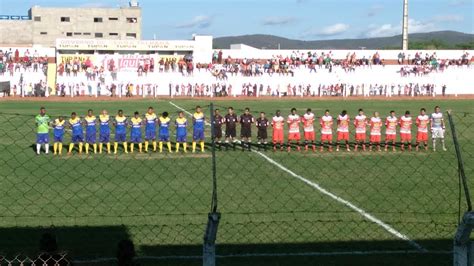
[1,41,473,97]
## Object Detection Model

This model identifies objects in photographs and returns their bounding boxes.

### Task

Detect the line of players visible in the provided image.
[35,106,207,155]
[34,105,447,155]
[212,106,447,152]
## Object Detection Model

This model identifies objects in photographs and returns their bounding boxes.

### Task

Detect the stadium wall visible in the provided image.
[215,47,474,62]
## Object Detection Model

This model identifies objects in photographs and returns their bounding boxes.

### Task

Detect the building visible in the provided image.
[0,4,141,47]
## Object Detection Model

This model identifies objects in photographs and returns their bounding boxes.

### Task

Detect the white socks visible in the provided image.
[36,144,49,154]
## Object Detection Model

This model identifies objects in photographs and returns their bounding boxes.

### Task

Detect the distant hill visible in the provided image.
[213,31,474,50]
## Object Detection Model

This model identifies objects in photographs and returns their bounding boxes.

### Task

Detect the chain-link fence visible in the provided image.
[0,105,472,265]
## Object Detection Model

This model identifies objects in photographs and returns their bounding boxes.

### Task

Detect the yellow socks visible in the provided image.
[93,144,97,154]
[138,143,142,153]
[167,142,172,152]
[85,143,90,154]
[68,143,74,153]
[200,141,205,152]
[53,143,58,154]
[183,143,187,152]
[58,143,63,155]
[99,143,103,154]
[175,143,180,152]
[78,143,83,154]
[153,141,157,152]
[159,142,163,152]
[107,143,111,154]
[114,142,118,154]
[130,143,134,153]
[123,142,128,153]
[144,141,149,152]
[192,142,197,152]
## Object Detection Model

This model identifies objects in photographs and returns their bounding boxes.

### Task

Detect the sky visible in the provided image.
[0,0,472,40]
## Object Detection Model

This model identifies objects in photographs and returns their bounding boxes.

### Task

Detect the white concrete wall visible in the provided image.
[54,65,474,96]
[214,48,474,61]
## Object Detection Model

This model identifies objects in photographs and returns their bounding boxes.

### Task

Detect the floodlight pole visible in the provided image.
[402,0,409,50]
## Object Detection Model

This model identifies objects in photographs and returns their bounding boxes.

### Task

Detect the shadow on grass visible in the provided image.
[0,225,453,266]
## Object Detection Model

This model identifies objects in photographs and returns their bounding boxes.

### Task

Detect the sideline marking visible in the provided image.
[168,101,427,252]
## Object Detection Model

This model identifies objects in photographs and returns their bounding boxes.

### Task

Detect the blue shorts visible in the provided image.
[145,130,156,140]
[99,133,110,143]
[176,135,187,143]
[115,133,126,142]
[54,135,64,143]
[72,134,84,143]
[130,135,142,143]
[36,133,49,144]
[193,129,205,141]
[86,133,96,144]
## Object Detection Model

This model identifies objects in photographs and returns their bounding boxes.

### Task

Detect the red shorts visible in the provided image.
[416,132,428,142]
[355,133,366,141]
[321,134,332,142]
[385,134,396,141]
[288,132,300,141]
[370,135,381,143]
[400,133,411,142]
[337,132,349,141]
[273,130,284,142]
[304,131,315,141]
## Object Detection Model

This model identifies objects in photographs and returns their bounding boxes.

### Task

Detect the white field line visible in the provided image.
[72,250,451,264]
[168,101,427,252]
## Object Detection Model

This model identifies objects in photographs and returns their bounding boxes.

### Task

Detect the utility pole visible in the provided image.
[402,0,409,50]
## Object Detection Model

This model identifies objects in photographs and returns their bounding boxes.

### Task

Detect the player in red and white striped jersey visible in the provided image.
[320,109,333,152]
[336,110,350,152]
[385,111,398,152]
[369,112,383,152]
[415,108,430,151]
[272,110,285,151]
[399,110,413,151]
[301,108,316,151]
[353,109,368,151]
[287,108,301,152]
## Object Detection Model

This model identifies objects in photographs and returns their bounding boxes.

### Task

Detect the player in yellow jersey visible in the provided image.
[52,116,65,155]
[68,112,84,155]
[99,110,111,154]
[144,107,158,152]
[84,109,97,154]
[113,110,128,154]
[129,111,143,153]
[158,111,173,153]
[175,111,188,152]
[192,106,206,152]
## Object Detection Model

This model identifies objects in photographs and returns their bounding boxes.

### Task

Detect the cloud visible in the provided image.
[262,16,297,26]
[318,23,350,36]
[300,23,350,38]
[431,14,464,22]
[175,15,212,29]
[367,4,384,17]
[363,19,436,38]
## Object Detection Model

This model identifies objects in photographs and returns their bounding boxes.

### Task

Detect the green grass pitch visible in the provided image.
[0,98,473,265]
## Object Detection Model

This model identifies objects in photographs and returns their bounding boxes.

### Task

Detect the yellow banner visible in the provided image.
[47,63,57,95]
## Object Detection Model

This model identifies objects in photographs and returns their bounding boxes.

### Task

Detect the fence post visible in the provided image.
[454,212,474,266]
[448,110,474,265]
[203,102,220,266]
